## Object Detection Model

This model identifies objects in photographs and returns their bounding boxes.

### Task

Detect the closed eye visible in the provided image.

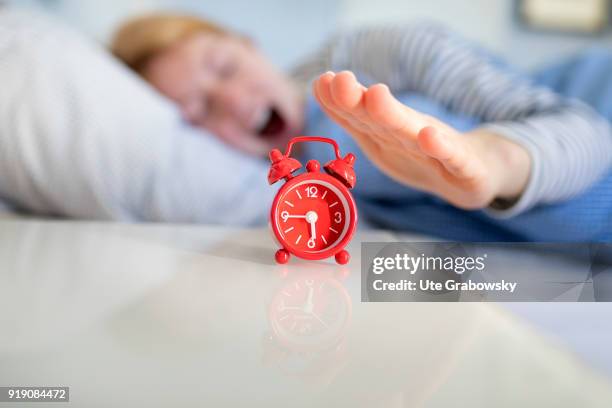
[218,61,238,80]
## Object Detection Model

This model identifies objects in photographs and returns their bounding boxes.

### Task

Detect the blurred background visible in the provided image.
[10,0,612,70]
[4,0,612,380]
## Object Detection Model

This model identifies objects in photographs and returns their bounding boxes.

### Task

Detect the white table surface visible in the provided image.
[0,219,611,407]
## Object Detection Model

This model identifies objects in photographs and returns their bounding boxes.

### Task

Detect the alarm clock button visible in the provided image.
[306,160,321,173]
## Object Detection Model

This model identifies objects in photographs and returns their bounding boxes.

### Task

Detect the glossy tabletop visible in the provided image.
[0,220,611,407]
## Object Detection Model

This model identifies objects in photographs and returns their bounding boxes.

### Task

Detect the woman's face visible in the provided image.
[143,33,304,156]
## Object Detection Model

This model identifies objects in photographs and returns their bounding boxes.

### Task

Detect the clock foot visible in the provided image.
[335,250,350,265]
[275,249,290,264]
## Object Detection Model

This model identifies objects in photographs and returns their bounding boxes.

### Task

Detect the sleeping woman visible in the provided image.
[111,13,612,241]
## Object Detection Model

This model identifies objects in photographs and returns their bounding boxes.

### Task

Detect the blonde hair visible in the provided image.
[111,13,230,73]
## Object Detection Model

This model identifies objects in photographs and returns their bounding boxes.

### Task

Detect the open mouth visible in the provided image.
[255,107,286,139]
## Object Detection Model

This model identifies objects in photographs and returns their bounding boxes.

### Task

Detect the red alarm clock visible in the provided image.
[267,136,358,265]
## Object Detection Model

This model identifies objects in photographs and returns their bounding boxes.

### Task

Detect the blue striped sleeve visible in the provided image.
[293,23,612,216]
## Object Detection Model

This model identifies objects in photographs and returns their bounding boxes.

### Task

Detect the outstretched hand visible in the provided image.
[313,71,530,209]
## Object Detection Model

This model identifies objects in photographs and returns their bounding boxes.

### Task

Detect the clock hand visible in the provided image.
[305,211,318,249]
[304,287,314,313]
[309,310,329,329]
[280,211,307,222]
[309,218,316,239]
[280,306,304,312]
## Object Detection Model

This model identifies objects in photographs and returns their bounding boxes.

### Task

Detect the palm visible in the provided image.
[356,129,494,208]
[313,71,496,209]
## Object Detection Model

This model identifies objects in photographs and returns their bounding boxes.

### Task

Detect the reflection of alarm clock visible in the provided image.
[268,274,352,352]
[267,136,358,265]
[263,271,352,382]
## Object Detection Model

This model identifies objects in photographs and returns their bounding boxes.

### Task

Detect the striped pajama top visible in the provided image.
[292,23,612,217]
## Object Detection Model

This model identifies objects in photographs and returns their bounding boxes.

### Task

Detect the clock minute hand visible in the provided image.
[281,211,307,222]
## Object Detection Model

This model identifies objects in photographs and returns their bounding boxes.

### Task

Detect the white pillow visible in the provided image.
[0,8,274,225]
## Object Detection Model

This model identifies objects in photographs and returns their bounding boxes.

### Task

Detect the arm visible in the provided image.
[295,23,612,216]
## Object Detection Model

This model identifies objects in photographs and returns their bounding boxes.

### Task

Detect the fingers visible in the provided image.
[330,71,368,118]
[417,126,478,181]
[314,72,423,147]
[363,84,428,134]
[314,71,369,126]
[313,71,336,112]
[313,72,353,129]
[314,72,492,207]
[313,71,376,145]
[315,72,476,180]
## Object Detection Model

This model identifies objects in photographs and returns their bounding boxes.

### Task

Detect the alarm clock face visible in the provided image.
[272,173,356,260]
